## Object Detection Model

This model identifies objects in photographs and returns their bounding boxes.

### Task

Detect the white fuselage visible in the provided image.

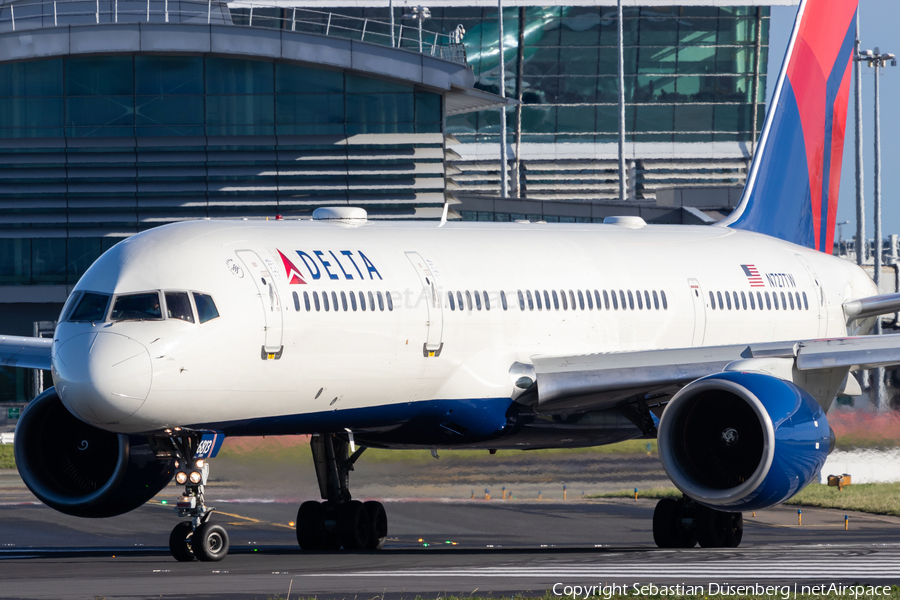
[50,219,876,439]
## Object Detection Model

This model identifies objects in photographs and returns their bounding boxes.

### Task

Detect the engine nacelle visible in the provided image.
[658,371,830,511]
[14,388,175,518]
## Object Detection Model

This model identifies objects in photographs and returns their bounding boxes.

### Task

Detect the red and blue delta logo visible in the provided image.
[277,249,382,284]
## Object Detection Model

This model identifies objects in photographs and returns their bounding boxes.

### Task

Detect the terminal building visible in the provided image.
[0,0,790,402]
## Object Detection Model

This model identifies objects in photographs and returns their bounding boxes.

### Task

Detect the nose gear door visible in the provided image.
[405,251,443,357]
[236,250,284,356]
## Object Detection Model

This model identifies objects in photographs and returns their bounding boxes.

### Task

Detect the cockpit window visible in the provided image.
[69,292,110,322]
[165,292,194,323]
[60,291,82,322]
[111,292,163,321]
[193,293,219,324]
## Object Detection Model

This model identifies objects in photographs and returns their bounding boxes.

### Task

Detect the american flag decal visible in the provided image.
[741,264,765,287]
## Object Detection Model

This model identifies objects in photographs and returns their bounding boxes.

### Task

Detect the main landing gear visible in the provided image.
[295,433,388,551]
[166,435,230,562]
[652,496,743,549]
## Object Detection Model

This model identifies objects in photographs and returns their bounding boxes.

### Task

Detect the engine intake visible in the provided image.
[658,372,830,511]
[14,388,175,518]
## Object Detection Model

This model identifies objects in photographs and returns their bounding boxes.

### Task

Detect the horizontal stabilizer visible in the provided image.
[843,293,900,322]
[0,335,52,371]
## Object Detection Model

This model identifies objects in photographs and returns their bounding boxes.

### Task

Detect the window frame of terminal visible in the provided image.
[66,289,220,324]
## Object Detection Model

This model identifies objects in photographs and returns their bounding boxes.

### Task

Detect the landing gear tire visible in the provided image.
[364,501,388,550]
[193,522,230,562]
[339,500,370,550]
[696,505,728,548]
[296,501,326,551]
[723,512,743,548]
[169,521,195,562]
[652,498,696,548]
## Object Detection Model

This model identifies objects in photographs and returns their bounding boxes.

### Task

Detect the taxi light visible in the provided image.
[175,471,188,485]
[195,459,205,469]
[189,471,202,484]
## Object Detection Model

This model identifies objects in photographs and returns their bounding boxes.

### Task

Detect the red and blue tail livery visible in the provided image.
[721,0,857,253]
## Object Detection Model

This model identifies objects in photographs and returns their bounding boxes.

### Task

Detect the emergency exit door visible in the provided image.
[688,278,707,346]
[405,251,444,356]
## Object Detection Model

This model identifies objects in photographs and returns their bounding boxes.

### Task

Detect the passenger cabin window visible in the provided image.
[292,291,301,311]
[165,292,194,323]
[661,290,668,309]
[448,292,456,311]
[483,291,491,310]
[802,291,809,310]
[111,292,163,322]
[386,292,394,311]
[193,293,219,323]
[359,291,366,311]
[303,291,311,311]
[501,291,508,310]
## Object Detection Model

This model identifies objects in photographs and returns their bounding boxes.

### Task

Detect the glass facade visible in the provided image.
[439,5,768,144]
[0,238,121,286]
[0,56,441,138]
[0,54,447,282]
[233,5,767,145]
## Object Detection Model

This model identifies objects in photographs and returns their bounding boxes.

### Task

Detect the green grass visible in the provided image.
[0,444,14,469]
[589,486,680,500]
[218,437,659,464]
[592,482,900,518]
[267,587,900,600]
[785,482,900,517]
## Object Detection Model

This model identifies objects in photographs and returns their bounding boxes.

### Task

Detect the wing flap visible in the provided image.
[0,335,52,371]
[531,335,900,413]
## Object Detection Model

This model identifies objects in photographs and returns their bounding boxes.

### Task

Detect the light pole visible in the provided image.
[617,0,625,202]
[859,46,896,411]
[837,220,850,254]
[853,16,864,266]
[402,6,431,53]
[497,0,507,198]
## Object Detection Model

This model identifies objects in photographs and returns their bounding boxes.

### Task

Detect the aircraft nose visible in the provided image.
[53,332,152,425]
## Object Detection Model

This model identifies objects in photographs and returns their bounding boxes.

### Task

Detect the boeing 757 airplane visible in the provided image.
[1,0,897,562]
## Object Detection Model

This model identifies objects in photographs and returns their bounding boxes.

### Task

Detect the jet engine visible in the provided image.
[14,388,175,518]
[658,371,831,512]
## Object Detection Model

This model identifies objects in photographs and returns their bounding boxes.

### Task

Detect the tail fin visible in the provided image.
[720,0,857,252]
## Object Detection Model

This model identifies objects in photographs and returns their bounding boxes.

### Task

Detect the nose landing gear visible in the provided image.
[166,435,230,562]
[295,433,388,551]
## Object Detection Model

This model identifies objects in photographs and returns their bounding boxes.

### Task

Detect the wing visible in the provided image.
[0,336,52,371]
[526,334,900,415]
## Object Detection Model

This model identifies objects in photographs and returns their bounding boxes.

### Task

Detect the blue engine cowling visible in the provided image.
[657,371,831,512]
[14,388,176,518]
